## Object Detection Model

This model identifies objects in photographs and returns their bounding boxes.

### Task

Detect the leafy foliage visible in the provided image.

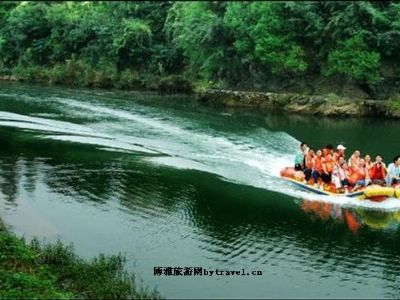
[326,34,381,84]
[1,1,400,91]
[224,2,308,75]
[112,18,152,69]
[0,228,160,299]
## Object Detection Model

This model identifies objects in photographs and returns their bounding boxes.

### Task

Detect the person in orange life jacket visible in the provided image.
[311,149,324,187]
[349,158,371,191]
[348,150,361,171]
[321,148,335,184]
[322,144,334,157]
[334,144,346,162]
[332,157,349,193]
[370,154,387,185]
[294,142,308,171]
[303,147,315,182]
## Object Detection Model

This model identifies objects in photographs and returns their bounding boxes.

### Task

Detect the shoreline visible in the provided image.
[2,75,400,119]
[196,89,400,119]
[0,217,160,299]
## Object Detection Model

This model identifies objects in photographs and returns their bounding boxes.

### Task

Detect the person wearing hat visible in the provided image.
[334,144,346,162]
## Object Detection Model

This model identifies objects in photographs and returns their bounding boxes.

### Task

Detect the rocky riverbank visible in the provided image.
[0,75,17,81]
[197,89,400,119]
[2,73,400,118]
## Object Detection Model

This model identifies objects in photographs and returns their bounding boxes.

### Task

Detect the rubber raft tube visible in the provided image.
[280,167,400,202]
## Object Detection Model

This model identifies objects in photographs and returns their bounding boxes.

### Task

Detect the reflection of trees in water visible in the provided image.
[44,162,118,204]
[0,155,40,204]
[0,155,21,203]
[41,153,193,215]
[0,128,44,203]
[0,131,26,203]
[0,127,190,212]
[117,169,195,216]
[22,156,40,194]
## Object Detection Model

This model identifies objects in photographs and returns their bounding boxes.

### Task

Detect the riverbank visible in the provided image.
[0,220,160,299]
[2,71,400,119]
[0,61,193,94]
[197,89,400,119]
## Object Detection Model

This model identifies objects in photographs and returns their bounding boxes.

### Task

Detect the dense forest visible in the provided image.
[1,1,400,98]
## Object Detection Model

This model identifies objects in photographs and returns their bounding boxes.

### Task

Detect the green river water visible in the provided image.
[0,82,400,298]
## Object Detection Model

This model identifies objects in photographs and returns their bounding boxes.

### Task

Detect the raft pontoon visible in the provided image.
[280,167,399,202]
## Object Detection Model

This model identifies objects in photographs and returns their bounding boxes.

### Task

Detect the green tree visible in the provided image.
[112,19,152,70]
[1,1,400,92]
[224,2,308,76]
[326,34,381,84]
[166,2,242,84]
[1,2,51,66]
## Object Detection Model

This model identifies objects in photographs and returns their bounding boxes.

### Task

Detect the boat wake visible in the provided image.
[0,90,399,211]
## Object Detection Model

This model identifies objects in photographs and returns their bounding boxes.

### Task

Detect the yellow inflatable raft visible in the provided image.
[396,188,400,198]
[363,186,395,198]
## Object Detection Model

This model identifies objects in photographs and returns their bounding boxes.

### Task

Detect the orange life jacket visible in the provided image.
[349,167,367,184]
[306,153,314,169]
[323,154,334,173]
[371,164,385,180]
[313,156,323,173]
[322,148,331,157]
[349,156,359,169]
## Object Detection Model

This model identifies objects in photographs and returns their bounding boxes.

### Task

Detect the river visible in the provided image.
[0,82,400,298]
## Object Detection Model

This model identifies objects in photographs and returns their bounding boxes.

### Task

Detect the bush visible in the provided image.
[139,73,162,91]
[9,61,193,94]
[158,75,193,93]
[47,59,90,86]
[0,228,161,299]
[0,232,70,299]
[88,60,119,88]
[31,240,150,299]
[49,59,119,88]
[388,97,400,111]
[115,69,143,89]
[12,64,49,82]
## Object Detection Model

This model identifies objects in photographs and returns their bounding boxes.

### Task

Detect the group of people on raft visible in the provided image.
[294,142,400,193]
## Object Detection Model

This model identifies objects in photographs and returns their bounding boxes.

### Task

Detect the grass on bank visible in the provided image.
[7,61,193,94]
[388,98,400,111]
[0,223,160,299]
